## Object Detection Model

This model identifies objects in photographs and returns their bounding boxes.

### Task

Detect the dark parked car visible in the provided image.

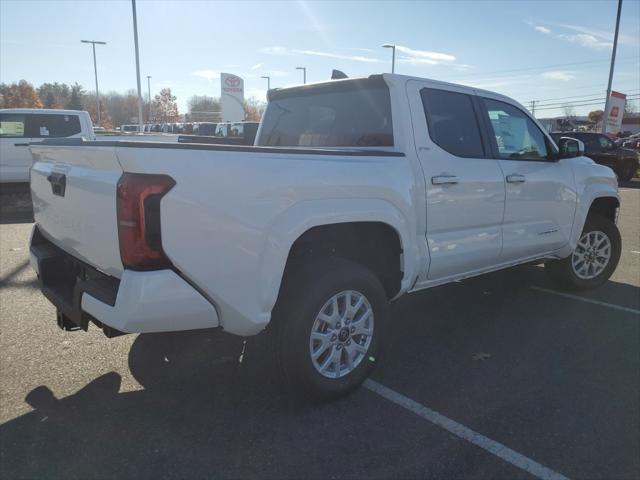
[197,122,218,136]
[551,132,639,181]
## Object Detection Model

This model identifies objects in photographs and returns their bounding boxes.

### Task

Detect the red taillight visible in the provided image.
[116,173,175,270]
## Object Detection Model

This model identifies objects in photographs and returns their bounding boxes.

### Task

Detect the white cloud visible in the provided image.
[250,63,263,70]
[395,45,456,63]
[559,33,612,50]
[293,49,381,63]
[534,25,551,34]
[541,70,575,81]
[258,46,291,55]
[258,45,381,63]
[191,70,219,81]
[530,21,616,50]
[553,23,636,45]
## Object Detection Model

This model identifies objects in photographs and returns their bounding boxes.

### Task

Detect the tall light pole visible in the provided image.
[131,0,144,133]
[261,75,271,91]
[80,39,106,126]
[146,75,152,122]
[382,44,396,74]
[602,0,623,134]
[296,66,307,84]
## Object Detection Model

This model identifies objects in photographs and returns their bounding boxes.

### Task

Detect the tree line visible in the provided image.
[0,79,265,128]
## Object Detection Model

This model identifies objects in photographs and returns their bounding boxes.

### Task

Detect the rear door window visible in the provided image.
[481,98,548,160]
[257,78,393,147]
[26,114,82,138]
[420,88,484,158]
[0,114,26,138]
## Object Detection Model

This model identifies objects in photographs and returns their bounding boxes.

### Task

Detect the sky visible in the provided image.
[1,0,639,118]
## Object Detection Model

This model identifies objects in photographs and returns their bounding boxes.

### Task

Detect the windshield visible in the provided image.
[257,78,393,147]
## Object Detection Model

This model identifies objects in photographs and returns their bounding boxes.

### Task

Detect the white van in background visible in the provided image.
[0,109,95,183]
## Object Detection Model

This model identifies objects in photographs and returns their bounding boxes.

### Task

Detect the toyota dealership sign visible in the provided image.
[221,73,245,122]
[604,91,626,135]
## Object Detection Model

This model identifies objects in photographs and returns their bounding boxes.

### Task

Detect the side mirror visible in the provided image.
[557,137,585,159]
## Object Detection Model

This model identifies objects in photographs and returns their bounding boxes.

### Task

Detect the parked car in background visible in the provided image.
[178,121,259,145]
[120,124,141,133]
[214,123,228,137]
[197,122,218,136]
[228,121,259,142]
[29,74,621,398]
[621,133,640,151]
[551,132,639,181]
[0,108,94,183]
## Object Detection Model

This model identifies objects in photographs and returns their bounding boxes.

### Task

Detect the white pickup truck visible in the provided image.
[1,109,95,183]
[29,74,621,398]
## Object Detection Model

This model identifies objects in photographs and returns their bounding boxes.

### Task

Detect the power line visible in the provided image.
[535,93,640,108]
[534,95,639,108]
[536,96,608,107]
[534,88,640,103]
[534,95,640,112]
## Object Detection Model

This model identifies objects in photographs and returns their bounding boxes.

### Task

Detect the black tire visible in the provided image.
[270,256,388,400]
[617,161,637,182]
[545,214,621,290]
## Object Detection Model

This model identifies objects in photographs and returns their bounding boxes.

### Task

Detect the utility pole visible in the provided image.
[296,66,307,84]
[530,100,537,116]
[603,0,623,134]
[261,75,271,91]
[146,75,152,122]
[131,0,144,133]
[80,40,106,126]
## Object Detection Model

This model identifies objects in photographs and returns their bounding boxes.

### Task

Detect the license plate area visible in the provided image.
[31,227,120,331]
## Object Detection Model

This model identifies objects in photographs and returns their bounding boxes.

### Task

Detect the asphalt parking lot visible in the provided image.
[1,182,638,480]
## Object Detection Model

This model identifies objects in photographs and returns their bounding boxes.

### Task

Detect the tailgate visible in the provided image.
[30,144,124,277]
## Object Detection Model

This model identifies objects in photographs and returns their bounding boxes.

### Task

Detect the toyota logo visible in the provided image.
[225,76,241,87]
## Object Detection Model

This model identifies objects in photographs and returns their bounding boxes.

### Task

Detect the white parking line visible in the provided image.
[364,379,569,480]
[631,251,640,255]
[530,286,640,315]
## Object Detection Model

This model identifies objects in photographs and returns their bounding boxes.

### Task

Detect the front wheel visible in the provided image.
[545,214,621,290]
[270,257,388,400]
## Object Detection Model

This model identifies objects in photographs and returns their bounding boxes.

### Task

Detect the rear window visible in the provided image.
[0,113,26,138]
[257,78,393,147]
[26,114,82,138]
[420,88,484,158]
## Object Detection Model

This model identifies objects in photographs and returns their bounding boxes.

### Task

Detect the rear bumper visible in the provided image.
[30,226,219,335]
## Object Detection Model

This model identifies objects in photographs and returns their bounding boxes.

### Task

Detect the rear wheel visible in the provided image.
[617,161,637,182]
[270,257,388,400]
[545,214,621,290]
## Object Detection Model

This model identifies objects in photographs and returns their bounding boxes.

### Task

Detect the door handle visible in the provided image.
[14,143,29,147]
[506,174,526,184]
[431,175,459,185]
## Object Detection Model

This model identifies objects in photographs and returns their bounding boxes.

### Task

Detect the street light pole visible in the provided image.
[602,0,623,134]
[296,66,307,84]
[146,75,152,122]
[382,44,396,73]
[261,75,271,92]
[131,0,144,133]
[80,39,106,126]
